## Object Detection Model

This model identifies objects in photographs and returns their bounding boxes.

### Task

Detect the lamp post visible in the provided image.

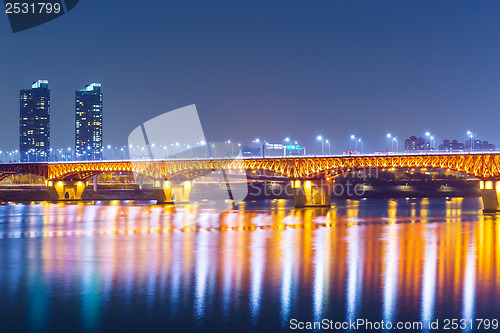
[317,135,323,155]
[211,143,217,158]
[467,131,474,151]
[350,135,358,153]
[226,140,234,156]
[325,139,330,155]
[252,139,260,157]
[163,145,168,159]
[284,137,290,156]
[129,144,134,160]
[425,132,431,150]
[386,133,391,152]
[393,137,398,152]
[358,138,363,154]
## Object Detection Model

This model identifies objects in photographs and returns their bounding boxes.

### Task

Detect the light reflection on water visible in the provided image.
[0,198,499,332]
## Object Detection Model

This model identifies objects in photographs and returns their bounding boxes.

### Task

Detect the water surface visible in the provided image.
[0,198,498,332]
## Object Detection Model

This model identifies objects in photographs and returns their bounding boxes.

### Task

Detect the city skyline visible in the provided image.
[8,78,500,158]
[7,77,500,163]
[2,1,500,153]
[75,82,103,160]
[19,79,50,162]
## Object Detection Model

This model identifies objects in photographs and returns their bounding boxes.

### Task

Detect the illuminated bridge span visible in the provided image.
[2,152,500,212]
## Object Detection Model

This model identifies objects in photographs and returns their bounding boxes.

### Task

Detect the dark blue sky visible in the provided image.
[1,1,500,153]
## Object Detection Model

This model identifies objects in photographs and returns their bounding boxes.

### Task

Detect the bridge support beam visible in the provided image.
[47,180,86,201]
[290,179,332,208]
[153,180,192,204]
[480,180,500,213]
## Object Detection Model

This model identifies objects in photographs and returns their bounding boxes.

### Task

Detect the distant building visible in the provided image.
[439,139,465,151]
[404,136,427,151]
[465,139,496,151]
[20,80,50,162]
[75,83,103,160]
[242,145,260,157]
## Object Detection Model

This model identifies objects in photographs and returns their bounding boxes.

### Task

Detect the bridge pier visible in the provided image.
[153,180,192,204]
[480,180,500,213]
[290,179,332,208]
[47,180,86,201]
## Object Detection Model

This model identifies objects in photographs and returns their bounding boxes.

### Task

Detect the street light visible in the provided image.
[393,137,398,152]
[225,140,234,156]
[317,135,323,155]
[283,137,291,156]
[358,138,363,154]
[386,133,391,152]
[325,139,331,155]
[425,132,431,150]
[350,135,357,152]
[467,131,475,151]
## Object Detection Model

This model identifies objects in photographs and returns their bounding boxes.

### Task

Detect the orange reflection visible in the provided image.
[1,198,498,329]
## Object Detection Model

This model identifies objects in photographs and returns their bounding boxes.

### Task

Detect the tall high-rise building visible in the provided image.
[75,83,103,160]
[20,80,50,162]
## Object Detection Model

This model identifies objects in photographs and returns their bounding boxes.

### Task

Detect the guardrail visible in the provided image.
[2,149,500,164]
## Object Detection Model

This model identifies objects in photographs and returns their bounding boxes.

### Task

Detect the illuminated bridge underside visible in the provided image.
[243,154,500,179]
[3,153,496,181]
[2,153,500,211]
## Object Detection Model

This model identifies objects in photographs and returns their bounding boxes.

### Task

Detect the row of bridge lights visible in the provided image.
[104,129,482,159]
[105,130,481,159]
[0,129,482,163]
[0,150,19,163]
[384,131,479,153]
[120,129,480,159]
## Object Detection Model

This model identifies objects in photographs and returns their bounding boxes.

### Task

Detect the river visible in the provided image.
[0,198,498,332]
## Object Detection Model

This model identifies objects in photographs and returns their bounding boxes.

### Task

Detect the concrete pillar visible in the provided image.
[290,179,332,208]
[138,174,144,190]
[47,180,86,201]
[480,180,500,213]
[93,175,98,192]
[153,180,192,204]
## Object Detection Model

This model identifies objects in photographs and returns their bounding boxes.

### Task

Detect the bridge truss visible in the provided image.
[0,153,499,181]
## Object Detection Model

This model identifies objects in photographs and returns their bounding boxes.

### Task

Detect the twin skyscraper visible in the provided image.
[20,80,103,162]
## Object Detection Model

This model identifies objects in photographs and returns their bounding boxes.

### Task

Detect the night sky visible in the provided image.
[1,1,500,153]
